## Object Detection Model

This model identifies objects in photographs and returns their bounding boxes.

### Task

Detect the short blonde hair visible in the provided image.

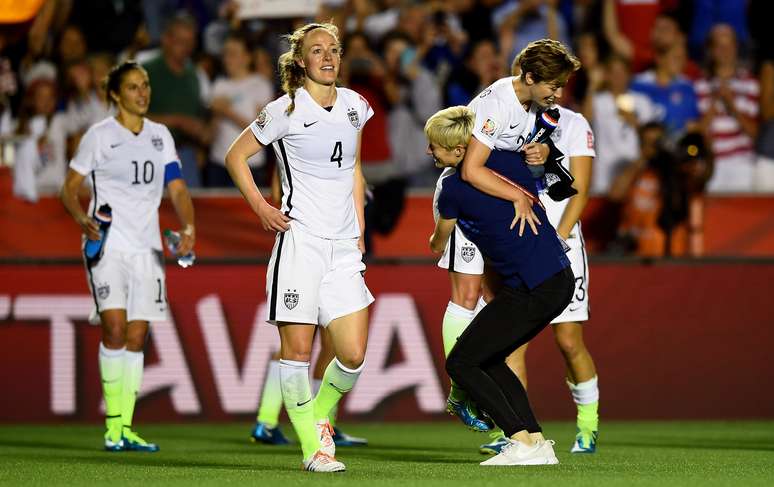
[424,106,474,150]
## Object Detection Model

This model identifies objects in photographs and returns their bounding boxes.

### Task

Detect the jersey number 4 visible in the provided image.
[131,160,154,184]
[330,141,343,168]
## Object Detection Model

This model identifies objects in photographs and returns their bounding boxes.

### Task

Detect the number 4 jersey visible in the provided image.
[251,87,373,239]
[69,116,181,253]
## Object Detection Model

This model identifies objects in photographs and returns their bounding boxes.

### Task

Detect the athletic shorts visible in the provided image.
[85,249,168,323]
[266,222,374,327]
[551,229,589,324]
[437,224,485,275]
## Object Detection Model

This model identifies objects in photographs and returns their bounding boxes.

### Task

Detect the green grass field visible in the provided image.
[1,421,773,486]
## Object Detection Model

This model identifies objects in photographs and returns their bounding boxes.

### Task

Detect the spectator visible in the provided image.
[649,13,701,80]
[444,38,504,106]
[495,0,570,67]
[687,0,749,61]
[143,13,209,187]
[602,0,663,72]
[696,24,759,193]
[382,30,441,186]
[207,33,273,187]
[630,41,700,139]
[591,55,656,194]
[567,31,604,116]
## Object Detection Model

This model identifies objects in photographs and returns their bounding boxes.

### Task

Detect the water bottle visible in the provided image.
[84,204,112,267]
[164,229,196,268]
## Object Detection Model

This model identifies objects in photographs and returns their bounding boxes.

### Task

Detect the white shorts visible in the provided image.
[85,249,168,323]
[437,225,485,275]
[551,229,589,324]
[266,223,374,327]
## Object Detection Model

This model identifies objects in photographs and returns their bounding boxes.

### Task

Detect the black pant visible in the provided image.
[446,267,574,437]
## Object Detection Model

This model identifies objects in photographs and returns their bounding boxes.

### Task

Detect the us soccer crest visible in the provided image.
[347,108,360,128]
[284,290,299,310]
[461,245,476,263]
[254,108,271,130]
[97,283,110,300]
[151,135,164,151]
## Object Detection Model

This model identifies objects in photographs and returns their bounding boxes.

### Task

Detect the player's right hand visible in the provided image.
[77,215,101,240]
[510,193,541,236]
[256,202,291,232]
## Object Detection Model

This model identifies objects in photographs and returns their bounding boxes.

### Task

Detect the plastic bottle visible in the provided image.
[164,229,196,268]
[84,204,112,266]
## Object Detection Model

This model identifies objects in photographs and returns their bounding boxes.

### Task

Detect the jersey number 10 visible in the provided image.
[131,160,154,184]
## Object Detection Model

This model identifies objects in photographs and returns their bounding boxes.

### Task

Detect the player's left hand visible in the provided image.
[522,142,549,165]
[510,194,541,236]
[177,227,195,256]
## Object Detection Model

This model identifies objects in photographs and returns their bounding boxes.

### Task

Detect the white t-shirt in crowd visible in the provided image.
[209,74,274,167]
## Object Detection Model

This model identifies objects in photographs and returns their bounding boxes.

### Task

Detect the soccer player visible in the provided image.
[427,106,574,466]
[250,330,368,447]
[436,39,580,432]
[225,22,372,473]
[60,60,195,452]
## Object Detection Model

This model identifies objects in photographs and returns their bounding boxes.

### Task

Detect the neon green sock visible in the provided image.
[577,402,599,432]
[98,344,124,434]
[313,359,362,422]
[443,302,474,403]
[328,403,338,427]
[279,360,319,460]
[121,350,144,432]
[257,360,283,427]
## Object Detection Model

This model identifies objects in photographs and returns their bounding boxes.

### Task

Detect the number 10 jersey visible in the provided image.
[251,87,373,240]
[69,116,180,253]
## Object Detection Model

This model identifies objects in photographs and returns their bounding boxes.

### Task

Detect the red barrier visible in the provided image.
[1,262,772,422]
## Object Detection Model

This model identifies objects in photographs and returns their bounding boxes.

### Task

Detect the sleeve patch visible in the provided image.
[587,130,594,149]
[481,118,497,136]
[254,108,272,131]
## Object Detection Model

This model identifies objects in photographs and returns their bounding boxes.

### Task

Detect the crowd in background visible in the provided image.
[1,0,773,256]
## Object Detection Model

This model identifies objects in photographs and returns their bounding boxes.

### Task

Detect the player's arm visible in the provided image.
[460,137,541,236]
[430,217,457,254]
[225,127,290,232]
[60,168,100,240]
[555,155,592,239]
[166,175,196,255]
[353,133,367,253]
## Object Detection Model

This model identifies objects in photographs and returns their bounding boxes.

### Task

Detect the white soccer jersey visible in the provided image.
[539,105,596,230]
[467,76,538,152]
[70,117,180,253]
[250,87,373,239]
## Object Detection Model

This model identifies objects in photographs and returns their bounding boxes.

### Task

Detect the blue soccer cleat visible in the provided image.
[250,421,290,445]
[103,429,124,452]
[446,397,494,432]
[332,426,368,447]
[121,429,159,452]
[570,429,598,453]
[479,432,509,455]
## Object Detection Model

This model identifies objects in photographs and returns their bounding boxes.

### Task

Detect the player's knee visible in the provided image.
[281,349,312,362]
[102,325,125,348]
[336,348,365,370]
[555,333,584,358]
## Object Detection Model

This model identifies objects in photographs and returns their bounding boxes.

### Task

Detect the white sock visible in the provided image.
[279,359,319,460]
[567,375,599,404]
[442,301,475,356]
[98,343,125,430]
[121,350,144,429]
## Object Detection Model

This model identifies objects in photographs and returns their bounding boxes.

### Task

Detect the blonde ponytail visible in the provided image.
[278,22,340,115]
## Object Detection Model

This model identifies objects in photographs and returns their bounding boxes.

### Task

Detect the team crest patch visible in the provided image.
[347,107,360,128]
[461,245,476,263]
[283,290,299,310]
[97,283,110,300]
[254,108,271,131]
[481,118,497,136]
[151,135,164,152]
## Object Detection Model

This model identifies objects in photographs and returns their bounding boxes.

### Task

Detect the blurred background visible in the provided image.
[0,0,772,424]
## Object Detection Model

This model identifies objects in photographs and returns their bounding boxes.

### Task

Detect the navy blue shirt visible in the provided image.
[437,149,570,289]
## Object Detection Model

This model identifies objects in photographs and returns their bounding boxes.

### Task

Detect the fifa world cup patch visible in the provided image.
[97,283,110,300]
[151,135,164,152]
[461,245,476,263]
[481,118,497,137]
[283,290,299,310]
[347,107,360,128]
[254,108,271,131]
[587,130,594,149]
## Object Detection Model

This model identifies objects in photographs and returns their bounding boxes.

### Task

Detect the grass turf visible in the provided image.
[1,421,773,486]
